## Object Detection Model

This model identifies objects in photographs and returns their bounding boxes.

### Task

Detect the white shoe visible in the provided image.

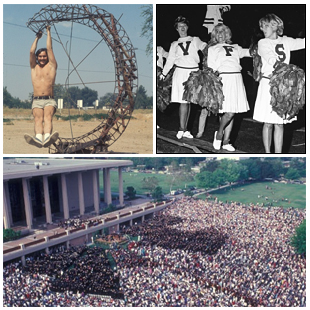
[183,131,193,138]
[43,132,59,148]
[222,144,235,151]
[176,131,184,139]
[196,132,203,138]
[213,131,221,150]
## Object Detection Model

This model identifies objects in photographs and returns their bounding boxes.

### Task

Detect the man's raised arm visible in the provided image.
[30,31,42,69]
[46,26,57,69]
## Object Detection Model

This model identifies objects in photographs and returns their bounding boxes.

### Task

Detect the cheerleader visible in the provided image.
[253,14,305,153]
[197,5,230,139]
[159,16,207,139]
[208,24,251,151]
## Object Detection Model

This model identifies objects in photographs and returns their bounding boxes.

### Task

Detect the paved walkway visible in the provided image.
[3,198,153,253]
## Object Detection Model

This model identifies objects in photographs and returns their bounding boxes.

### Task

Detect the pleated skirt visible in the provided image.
[253,77,296,124]
[219,73,249,113]
[171,66,199,104]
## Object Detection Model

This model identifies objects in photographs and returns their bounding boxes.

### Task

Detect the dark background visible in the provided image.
[156,4,306,154]
[157,4,305,51]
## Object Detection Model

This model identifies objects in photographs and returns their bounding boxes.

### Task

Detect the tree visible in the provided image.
[140,4,153,57]
[290,158,306,177]
[212,169,227,186]
[267,159,285,178]
[3,228,21,242]
[168,160,193,193]
[218,159,241,183]
[135,85,150,109]
[285,168,300,180]
[99,92,115,108]
[291,219,306,255]
[152,186,163,201]
[61,86,98,108]
[3,87,31,109]
[195,171,218,189]
[53,83,66,102]
[125,186,136,200]
[200,159,219,173]
[81,87,98,106]
[241,159,263,180]
[142,176,159,191]
[64,86,82,108]
[184,188,194,197]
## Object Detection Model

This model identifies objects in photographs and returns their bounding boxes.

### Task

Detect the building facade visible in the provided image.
[3,158,132,230]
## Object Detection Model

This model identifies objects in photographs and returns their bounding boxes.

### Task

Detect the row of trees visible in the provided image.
[3,85,152,110]
[125,157,305,179]
[195,158,305,189]
[130,157,202,171]
[123,158,305,203]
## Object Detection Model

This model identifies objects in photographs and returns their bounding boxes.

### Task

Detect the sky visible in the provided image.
[2,3,153,101]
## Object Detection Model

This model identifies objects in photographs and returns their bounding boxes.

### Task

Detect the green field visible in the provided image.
[198,181,306,209]
[99,170,196,195]
[98,171,305,209]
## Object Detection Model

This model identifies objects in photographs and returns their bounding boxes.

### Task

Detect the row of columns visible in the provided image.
[5,201,171,265]
[3,167,124,230]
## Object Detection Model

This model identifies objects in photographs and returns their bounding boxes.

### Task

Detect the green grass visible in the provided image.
[3,119,14,123]
[99,170,196,195]
[99,171,305,209]
[197,181,306,209]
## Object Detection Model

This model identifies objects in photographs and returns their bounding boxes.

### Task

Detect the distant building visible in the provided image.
[3,158,132,230]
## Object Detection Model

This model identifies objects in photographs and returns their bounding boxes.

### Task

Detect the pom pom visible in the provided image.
[250,43,263,82]
[269,62,305,120]
[156,66,175,112]
[182,67,224,114]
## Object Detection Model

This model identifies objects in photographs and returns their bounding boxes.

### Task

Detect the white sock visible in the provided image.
[35,134,43,141]
[44,133,51,141]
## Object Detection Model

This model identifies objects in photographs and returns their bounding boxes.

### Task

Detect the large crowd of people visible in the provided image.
[57,216,102,230]
[3,198,306,307]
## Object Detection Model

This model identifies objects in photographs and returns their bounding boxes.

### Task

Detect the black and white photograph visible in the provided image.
[156,4,305,154]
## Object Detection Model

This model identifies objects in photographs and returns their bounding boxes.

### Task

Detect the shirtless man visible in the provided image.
[25,25,58,148]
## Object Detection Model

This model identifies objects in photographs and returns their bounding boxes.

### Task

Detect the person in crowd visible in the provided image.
[3,198,305,307]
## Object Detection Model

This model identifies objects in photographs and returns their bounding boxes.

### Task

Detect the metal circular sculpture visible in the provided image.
[27,4,138,154]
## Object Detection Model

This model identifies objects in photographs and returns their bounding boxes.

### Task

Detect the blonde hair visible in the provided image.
[259,14,284,36]
[209,24,232,45]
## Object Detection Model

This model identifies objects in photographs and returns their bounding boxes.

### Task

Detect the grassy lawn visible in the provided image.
[197,181,306,209]
[99,170,196,195]
[98,171,305,209]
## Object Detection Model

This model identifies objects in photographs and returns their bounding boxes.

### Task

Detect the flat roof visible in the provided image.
[3,158,133,180]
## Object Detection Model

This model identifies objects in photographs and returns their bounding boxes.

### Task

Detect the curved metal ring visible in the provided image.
[27,4,138,153]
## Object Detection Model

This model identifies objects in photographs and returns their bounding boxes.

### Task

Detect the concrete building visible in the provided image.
[3,158,132,230]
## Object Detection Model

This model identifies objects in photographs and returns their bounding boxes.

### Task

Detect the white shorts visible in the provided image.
[32,98,57,110]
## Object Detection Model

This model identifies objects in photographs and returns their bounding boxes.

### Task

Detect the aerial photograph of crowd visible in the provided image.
[3,195,306,307]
